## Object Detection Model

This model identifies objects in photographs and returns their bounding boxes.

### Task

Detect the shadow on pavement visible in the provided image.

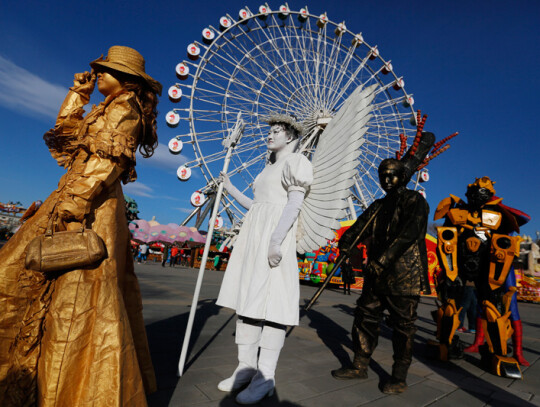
[218,389,303,406]
[146,299,225,406]
[299,304,353,367]
[304,296,535,406]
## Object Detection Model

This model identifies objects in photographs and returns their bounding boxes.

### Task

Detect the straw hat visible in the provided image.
[90,46,162,95]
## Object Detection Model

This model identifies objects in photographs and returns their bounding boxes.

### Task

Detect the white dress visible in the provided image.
[217,153,313,326]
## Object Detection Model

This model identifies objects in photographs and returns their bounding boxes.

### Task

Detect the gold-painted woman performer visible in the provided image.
[0,46,161,406]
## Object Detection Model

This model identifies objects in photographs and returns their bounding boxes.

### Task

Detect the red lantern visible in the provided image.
[202,28,215,44]
[298,8,308,22]
[166,111,180,127]
[317,13,327,28]
[187,43,200,61]
[368,46,379,60]
[335,22,346,36]
[381,61,393,74]
[393,78,405,90]
[177,166,192,181]
[168,85,182,102]
[168,137,183,154]
[176,62,189,80]
[278,5,289,19]
[258,5,270,20]
[352,33,363,47]
[220,16,232,31]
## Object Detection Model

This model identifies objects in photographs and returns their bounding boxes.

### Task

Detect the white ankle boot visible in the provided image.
[218,319,261,392]
[235,324,285,404]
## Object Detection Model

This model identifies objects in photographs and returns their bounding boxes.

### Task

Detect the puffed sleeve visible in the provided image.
[281,153,313,194]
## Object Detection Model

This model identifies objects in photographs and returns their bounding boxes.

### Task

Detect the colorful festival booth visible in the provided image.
[298,220,439,296]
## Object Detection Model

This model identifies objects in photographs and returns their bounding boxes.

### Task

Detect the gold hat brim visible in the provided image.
[90,57,163,96]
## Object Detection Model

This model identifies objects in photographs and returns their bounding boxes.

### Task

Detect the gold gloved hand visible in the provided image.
[71,71,96,96]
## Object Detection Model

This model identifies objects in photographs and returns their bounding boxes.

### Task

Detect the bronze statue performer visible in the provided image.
[331,111,456,394]
[0,46,161,406]
[332,158,430,394]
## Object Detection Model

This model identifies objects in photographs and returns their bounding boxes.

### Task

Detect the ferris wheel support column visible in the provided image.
[180,205,203,227]
[178,115,244,377]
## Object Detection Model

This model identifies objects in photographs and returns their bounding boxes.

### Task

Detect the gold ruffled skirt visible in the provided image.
[0,179,155,406]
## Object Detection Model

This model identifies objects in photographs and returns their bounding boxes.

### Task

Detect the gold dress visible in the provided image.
[0,87,156,406]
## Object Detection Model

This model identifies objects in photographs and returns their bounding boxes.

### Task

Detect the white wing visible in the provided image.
[297,84,377,254]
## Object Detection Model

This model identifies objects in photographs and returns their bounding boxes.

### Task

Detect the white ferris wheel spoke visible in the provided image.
[168,7,419,223]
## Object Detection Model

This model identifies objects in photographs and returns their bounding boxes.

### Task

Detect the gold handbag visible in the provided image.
[25,217,106,273]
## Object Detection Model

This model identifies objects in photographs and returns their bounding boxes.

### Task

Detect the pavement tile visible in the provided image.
[297,372,369,394]
[420,377,457,393]
[195,381,232,401]
[428,389,491,406]
[509,359,540,396]
[136,264,540,407]
[295,381,386,407]
[490,387,534,404]
[169,383,209,406]
[408,360,440,378]
[178,367,224,387]
[273,380,327,403]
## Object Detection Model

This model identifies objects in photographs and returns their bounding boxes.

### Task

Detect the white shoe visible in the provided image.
[235,372,275,404]
[217,365,257,392]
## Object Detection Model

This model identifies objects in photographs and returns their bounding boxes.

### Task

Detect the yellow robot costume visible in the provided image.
[430,177,524,378]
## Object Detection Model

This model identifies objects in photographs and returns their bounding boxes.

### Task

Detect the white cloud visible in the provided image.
[137,143,189,172]
[0,55,67,119]
[123,181,155,198]
[159,195,182,201]
[175,207,195,214]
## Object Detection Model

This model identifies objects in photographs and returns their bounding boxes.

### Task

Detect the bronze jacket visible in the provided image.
[340,186,430,296]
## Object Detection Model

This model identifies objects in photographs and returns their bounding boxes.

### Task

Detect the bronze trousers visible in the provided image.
[352,289,419,381]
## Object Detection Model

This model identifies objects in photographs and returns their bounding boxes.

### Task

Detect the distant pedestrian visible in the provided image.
[161,244,170,267]
[214,254,222,270]
[457,281,477,333]
[138,243,149,263]
[341,257,355,295]
[170,245,179,267]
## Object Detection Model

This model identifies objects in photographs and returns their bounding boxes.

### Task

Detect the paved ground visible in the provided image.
[137,262,540,407]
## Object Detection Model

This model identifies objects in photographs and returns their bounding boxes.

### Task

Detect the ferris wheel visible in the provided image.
[165,4,424,227]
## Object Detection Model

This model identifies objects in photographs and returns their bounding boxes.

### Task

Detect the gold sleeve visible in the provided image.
[57,154,127,221]
[44,89,90,167]
[57,95,141,221]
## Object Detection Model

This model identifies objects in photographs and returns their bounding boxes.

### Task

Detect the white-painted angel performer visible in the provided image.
[216,84,378,405]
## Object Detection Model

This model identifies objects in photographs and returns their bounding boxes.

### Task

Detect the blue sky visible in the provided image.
[1,0,538,237]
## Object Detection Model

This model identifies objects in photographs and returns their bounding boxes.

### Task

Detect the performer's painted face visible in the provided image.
[97,70,123,97]
[379,168,401,192]
[267,124,292,152]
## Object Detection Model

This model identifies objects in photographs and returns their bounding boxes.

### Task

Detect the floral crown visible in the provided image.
[265,113,304,136]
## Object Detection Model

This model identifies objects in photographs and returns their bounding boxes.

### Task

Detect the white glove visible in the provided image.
[268,190,305,267]
[219,172,253,210]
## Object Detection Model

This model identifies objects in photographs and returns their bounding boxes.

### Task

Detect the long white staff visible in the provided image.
[178,113,244,376]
